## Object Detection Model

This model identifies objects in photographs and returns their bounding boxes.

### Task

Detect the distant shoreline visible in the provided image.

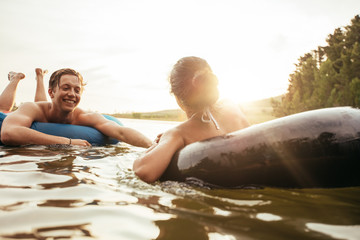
[108,96,280,124]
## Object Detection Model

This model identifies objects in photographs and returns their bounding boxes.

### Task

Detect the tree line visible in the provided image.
[272,15,360,117]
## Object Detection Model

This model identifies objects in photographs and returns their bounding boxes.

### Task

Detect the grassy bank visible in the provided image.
[111,109,187,122]
[111,96,281,124]
[240,96,281,124]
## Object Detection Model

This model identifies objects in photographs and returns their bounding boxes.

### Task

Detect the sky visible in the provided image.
[0,0,359,113]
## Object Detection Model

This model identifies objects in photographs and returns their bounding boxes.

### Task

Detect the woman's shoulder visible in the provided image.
[216,99,250,131]
[164,124,186,139]
[216,99,243,117]
[159,126,186,149]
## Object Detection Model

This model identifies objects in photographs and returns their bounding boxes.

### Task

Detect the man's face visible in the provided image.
[49,74,82,112]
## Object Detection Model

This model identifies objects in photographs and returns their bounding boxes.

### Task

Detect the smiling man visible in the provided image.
[1,68,152,147]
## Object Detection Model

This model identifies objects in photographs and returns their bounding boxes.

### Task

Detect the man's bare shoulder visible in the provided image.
[18,101,49,109]
[4,102,49,126]
[15,102,49,118]
[73,109,105,126]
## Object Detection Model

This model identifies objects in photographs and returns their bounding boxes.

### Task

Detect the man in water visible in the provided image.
[1,68,152,147]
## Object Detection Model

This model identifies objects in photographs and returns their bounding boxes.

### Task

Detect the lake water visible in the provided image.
[0,118,359,240]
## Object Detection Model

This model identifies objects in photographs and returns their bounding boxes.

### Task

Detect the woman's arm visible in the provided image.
[133,128,184,183]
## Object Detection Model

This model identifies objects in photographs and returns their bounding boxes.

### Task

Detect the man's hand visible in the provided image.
[70,139,91,146]
[154,133,163,144]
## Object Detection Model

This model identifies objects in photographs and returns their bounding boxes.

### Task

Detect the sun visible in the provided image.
[213,61,288,105]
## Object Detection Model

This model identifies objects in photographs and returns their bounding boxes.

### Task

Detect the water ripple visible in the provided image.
[0,119,359,239]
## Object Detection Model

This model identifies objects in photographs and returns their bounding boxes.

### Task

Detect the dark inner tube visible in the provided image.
[160,107,360,188]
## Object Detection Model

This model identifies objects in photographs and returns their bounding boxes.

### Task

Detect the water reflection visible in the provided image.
[156,217,209,240]
[0,118,359,239]
[255,213,282,222]
[2,223,93,239]
[306,223,360,240]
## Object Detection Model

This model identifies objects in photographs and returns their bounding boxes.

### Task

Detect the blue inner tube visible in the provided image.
[0,112,122,146]
[160,107,360,188]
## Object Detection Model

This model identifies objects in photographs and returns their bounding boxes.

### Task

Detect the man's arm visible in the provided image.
[78,112,152,148]
[1,102,90,146]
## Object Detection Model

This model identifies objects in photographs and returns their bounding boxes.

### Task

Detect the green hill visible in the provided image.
[111,96,282,124]
[111,109,186,121]
[239,95,282,124]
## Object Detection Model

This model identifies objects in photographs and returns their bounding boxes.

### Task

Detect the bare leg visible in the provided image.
[0,72,25,112]
[34,68,48,102]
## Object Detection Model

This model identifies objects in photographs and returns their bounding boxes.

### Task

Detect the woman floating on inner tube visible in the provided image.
[133,56,250,183]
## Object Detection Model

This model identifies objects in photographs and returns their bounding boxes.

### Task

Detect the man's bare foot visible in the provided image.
[8,71,25,81]
[35,68,48,81]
